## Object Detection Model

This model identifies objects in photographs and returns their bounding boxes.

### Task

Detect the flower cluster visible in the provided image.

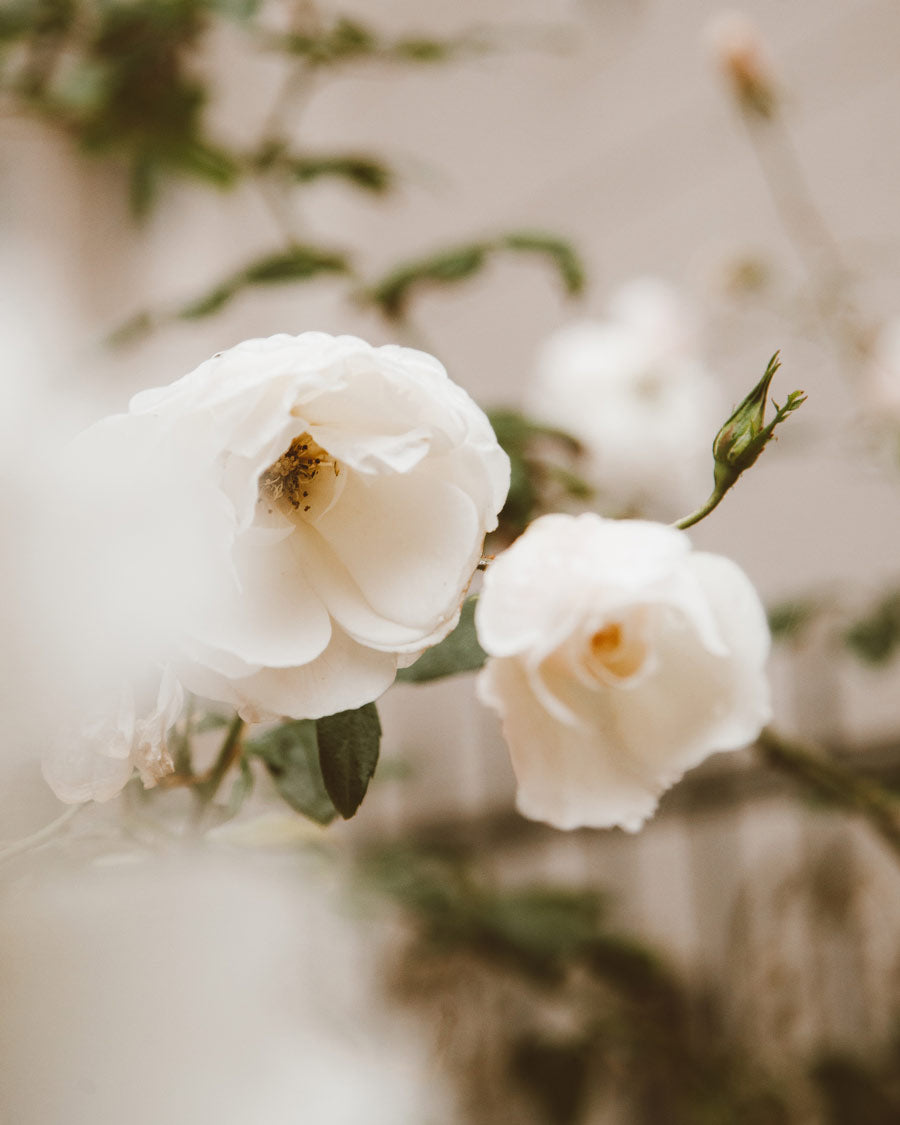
[40,328,772,838]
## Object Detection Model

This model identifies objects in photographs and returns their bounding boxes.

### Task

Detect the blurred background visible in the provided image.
[1,0,900,1121]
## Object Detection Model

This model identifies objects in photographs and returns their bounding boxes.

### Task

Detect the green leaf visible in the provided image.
[245,720,336,825]
[177,246,349,320]
[487,408,583,456]
[170,139,239,188]
[367,233,585,319]
[396,598,486,683]
[368,243,488,318]
[178,281,237,319]
[391,37,453,61]
[500,231,586,296]
[106,310,156,347]
[241,247,348,284]
[286,153,393,194]
[316,703,381,819]
[844,591,900,665]
[478,886,605,961]
[767,598,824,642]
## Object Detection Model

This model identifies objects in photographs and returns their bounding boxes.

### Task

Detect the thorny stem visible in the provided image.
[756,727,900,861]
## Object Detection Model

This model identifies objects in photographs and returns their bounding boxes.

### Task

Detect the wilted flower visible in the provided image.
[528,280,723,519]
[98,333,509,725]
[475,513,771,831]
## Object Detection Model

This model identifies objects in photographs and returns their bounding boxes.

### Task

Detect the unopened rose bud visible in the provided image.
[712,353,780,486]
[706,11,777,118]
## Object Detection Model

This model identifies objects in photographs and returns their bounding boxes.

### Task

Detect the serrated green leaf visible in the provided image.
[245,720,336,825]
[397,598,486,683]
[316,703,381,819]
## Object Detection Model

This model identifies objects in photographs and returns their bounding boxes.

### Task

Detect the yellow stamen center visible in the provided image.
[259,433,338,513]
[587,621,646,680]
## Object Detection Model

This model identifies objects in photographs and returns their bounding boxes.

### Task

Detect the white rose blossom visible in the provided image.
[105,332,508,728]
[528,279,723,519]
[42,669,184,804]
[475,513,771,831]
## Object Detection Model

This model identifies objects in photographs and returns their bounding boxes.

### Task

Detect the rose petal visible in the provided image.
[204,627,397,722]
[478,658,660,831]
[190,532,332,669]
[315,471,480,632]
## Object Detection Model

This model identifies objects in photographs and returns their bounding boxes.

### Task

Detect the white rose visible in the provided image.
[42,668,184,804]
[123,332,510,722]
[528,279,722,519]
[475,513,771,831]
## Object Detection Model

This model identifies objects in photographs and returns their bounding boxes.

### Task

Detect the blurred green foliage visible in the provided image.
[0,2,486,218]
[366,845,803,1125]
[396,597,486,684]
[488,408,593,542]
[844,590,900,665]
[367,232,585,320]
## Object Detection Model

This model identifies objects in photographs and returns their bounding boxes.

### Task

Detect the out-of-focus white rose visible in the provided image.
[0,854,452,1125]
[528,279,722,519]
[82,333,508,727]
[864,318,900,422]
[41,667,184,804]
[475,513,771,831]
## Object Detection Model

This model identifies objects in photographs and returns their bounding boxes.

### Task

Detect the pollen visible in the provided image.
[259,433,338,511]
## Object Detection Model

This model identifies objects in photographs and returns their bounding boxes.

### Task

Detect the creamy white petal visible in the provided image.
[315,471,481,631]
[289,522,457,652]
[190,532,333,669]
[478,658,660,831]
[223,627,397,721]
